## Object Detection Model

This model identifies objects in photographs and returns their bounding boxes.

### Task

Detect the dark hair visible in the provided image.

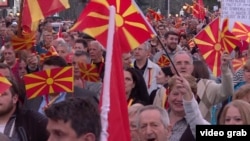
[164,31,179,39]
[75,38,88,48]
[178,34,187,43]
[191,60,210,79]
[45,97,101,140]
[161,66,174,77]
[6,77,25,107]
[0,63,16,81]
[125,68,150,105]
[42,56,67,68]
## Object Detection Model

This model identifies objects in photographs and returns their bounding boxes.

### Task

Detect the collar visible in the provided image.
[134,59,148,71]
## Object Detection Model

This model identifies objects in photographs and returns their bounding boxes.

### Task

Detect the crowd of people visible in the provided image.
[0,6,249,141]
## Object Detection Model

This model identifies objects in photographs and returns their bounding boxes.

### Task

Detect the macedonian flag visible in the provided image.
[194,18,238,77]
[78,62,100,82]
[11,31,36,51]
[24,66,73,99]
[0,74,12,94]
[232,57,247,72]
[70,0,156,52]
[157,55,170,67]
[22,0,70,31]
[232,22,250,43]
[39,46,58,62]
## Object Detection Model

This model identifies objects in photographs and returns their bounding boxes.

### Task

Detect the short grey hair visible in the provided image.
[90,40,105,51]
[172,50,194,64]
[57,42,71,52]
[142,41,151,51]
[136,105,170,128]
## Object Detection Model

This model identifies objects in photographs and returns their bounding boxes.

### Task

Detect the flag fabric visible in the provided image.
[184,3,192,14]
[70,0,156,52]
[157,55,170,67]
[192,0,205,20]
[100,32,130,141]
[24,66,73,99]
[39,46,58,62]
[99,6,130,141]
[0,74,12,94]
[220,18,241,52]
[22,0,70,31]
[193,17,237,77]
[11,31,36,51]
[146,8,163,22]
[232,57,247,72]
[78,62,100,82]
[232,22,250,43]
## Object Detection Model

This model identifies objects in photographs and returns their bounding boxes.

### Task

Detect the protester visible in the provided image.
[74,38,88,52]
[72,50,102,98]
[55,42,71,61]
[89,40,105,80]
[233,84,250,103]
[0,77,48,141]
[122,52,132,69]
[167,75,209,141]
[128,103,144,141]
[171,50,233,121]
[218,100,250,125]
[45,97,101,141]
[150,66,173,107]
[133,41,161,94]
[137,105,172,141]
[153,31,182,63]
[124,68,150,106]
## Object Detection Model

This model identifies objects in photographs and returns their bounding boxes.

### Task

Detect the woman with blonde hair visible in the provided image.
[128,103,144,141]
[233,83,250,103]
[167,75,209,141]
[218,100,250,125]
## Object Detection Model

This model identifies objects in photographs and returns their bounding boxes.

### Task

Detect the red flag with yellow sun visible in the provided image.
[194,18,240,77]
[157,55,170,67]
[70,0,156,52]
[232,57,247,72]
[232,22,250,43]
[24,66,73,99]
[39,46,59,62]
[0,74,12,94]
[78,62,100,82]
[11,31,36,51]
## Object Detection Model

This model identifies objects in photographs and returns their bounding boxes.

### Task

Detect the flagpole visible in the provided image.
[17,0,24,37]
[100,5,116,141]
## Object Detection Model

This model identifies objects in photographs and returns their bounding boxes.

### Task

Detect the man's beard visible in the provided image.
[0,102,15,117]
[167,45,177,52]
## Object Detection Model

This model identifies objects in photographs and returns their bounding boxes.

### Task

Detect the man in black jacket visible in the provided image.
[0,78,48,141]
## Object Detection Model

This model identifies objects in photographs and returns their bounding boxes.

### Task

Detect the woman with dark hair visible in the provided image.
[191,60,210,80]
[124,68,150,106]
[150,66,174,108]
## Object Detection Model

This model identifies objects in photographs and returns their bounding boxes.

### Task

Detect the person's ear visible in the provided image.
[12,94,18,104]
[80,133,96,141]
[166,125,172,139]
